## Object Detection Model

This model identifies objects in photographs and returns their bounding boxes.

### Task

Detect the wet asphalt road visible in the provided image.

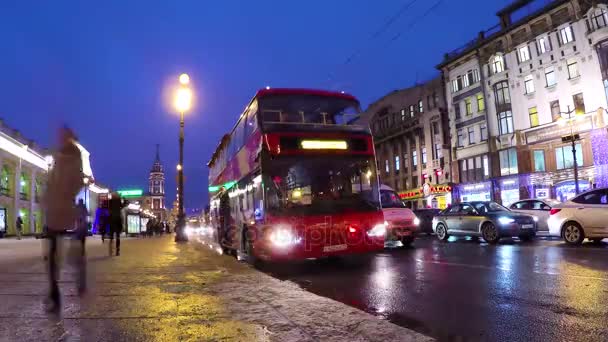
[259,236,608,341]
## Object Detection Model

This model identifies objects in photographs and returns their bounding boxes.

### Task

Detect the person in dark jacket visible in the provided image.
[108,193,124,256]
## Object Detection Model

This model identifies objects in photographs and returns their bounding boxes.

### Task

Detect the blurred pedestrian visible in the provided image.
[146,218,153,238]
[108,192,124,256]
[43,126,83,313]
[97,207,109,243]
[74,198,88,294]
[16,216,23,240]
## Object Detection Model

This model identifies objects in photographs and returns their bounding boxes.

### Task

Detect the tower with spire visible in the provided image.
[147,144,166,220]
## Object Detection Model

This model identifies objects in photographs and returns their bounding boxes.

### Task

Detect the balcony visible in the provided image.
[586,12,608,46]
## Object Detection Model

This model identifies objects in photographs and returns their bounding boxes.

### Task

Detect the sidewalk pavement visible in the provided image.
[0,236,432,342]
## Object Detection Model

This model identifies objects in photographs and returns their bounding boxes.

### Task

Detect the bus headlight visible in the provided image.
[367,223,387,237]
[413,217,420,226]
[269,228,301,248]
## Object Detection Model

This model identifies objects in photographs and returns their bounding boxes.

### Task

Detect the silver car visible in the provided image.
[509,199,561,232]
[432,201,538,244]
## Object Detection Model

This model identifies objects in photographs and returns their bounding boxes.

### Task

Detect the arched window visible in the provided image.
[494,81,511,106]
[491,55,505,74]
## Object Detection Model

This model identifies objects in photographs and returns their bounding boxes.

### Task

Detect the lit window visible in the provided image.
[483,155,489,177]
[567,59,579,79]
[395,156,400,171]
[518,45,531,63]
[533,150,545,172]
[418,100,424,113]
[491,55,504,74]
[465,98,472,115]
[477,94,485,112]
[545,67,556,87]
[555,144,583,169]
[409,105,415,117]
[468,126,475,144]
[421,147,427,165]
[573,93,585,115]
[494,81,511,105]
[498,111,514,135]
[537,36,551,54]
[524,75,535,94]
[529,107,539,127]
[480,123,488,141]
[434,143,442,159]
[452,79,459,93]
[592,8,608,29]
[499,148,518,176]
[559,26,574,45]
[412,150,418,167]
[463,72,470,88]
[401,109,406,121]
[457,129,465,147]
[385,160,389,174]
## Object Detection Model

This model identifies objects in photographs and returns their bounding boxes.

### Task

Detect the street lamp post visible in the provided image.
[560,106,581,195]
[174,74,192,242]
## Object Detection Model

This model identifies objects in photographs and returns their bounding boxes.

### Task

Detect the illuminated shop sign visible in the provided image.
[117,189,144,197]
[300,140,348,150]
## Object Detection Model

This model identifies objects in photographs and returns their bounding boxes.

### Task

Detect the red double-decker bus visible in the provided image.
[207,88,385,262]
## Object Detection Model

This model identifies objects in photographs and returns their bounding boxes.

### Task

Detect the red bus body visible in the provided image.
[207,88,384,261]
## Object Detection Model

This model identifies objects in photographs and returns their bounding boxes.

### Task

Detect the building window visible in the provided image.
[592,8,608,30]
[524,75,535,94]
[412,175,418,188]
[409,105,415,117]
[418,100,424,113]
[573,93,585,115]
[434,143,442,160]
[432,121,440,136]
[385,160,389,174]
[498,111,514,135]
[483,155,489,177]
[433,92,439,107]
[468,126,475,144]
[0,166,10,195]
[480,123,488,141]
[518,45,530,63]
[550,100,561,121]
[454,102,461,119]
[412,150,418,167]
[556,144,583,169]
[491,55,504,74]
[465,98,472,115]
[452,79,459,93]
[499,148,518,176]
[567,59,579,79]
[457,129,465,147]
[463,72,470,88]
[545,67,557,87]
[559,26,574,45]
[403,153,409,170]
[494,81,511,105]
[421,147,427,165]
[529,107,539,127]
[477,94,485,112]
[537,36,551,54]
[533,150,546,172]
[395,156,400,171]
[401,109,406,121]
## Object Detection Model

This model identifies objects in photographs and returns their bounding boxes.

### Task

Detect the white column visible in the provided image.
[13,161,21,234]
[29,169,36,234]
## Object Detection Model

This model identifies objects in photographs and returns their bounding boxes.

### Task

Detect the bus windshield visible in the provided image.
[264,156,380,215]
[380,189,406,209]
[260,95,360,125]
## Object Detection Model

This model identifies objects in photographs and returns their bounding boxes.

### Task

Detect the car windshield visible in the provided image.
[472,202,510,214]
[380,189,406,209]
[264,155,380,215]
[260,94,360,125]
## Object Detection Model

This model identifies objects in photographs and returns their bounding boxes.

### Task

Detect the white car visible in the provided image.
[379,185,419,246]
[509,199,561,232]
[547,188,608,245]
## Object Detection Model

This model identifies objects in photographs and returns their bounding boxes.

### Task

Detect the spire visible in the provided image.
[155,144,160,162]
[151,144,163,173]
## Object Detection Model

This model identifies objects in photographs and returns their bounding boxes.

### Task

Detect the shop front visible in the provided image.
[458,181,492,203]
[497,177,520,207]
[554,180,591,202]
[398,183,453,209]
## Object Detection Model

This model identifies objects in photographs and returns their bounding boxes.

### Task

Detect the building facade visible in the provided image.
[362,77,452,209]
[144,145,166,221]
[439,0,608,206]
[0,121,49,236]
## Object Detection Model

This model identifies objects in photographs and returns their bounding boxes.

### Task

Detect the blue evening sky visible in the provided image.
[0,0,514,208]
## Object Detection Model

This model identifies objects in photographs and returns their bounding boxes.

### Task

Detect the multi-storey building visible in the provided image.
[0,121,49,237]
[144,145,166,221]
[361,77,452,209]
[439,0,608,205]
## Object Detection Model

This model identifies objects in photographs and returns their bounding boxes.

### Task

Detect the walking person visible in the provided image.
[43,126,83,313]
[16,216,23,240]
[108,192,124,256]
[74,199,88,294]
[97,207,108,243]
[146,218,153,238]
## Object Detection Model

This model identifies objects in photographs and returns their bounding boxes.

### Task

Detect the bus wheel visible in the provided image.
[245,234,261,266]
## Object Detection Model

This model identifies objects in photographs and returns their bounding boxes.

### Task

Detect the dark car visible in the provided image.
[413,209,442,234]
[432,201,538,244]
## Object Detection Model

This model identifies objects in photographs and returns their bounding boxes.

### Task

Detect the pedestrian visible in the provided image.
[98,207,108,243]
[146,218,153,238]
[108,192,124,256]
[43,126,83,313]
[74,198,88,294]
[16,216,23,240]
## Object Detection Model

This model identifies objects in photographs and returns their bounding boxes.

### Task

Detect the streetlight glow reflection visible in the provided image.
[175,88,192,113]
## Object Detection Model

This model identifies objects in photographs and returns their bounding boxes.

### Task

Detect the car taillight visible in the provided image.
[348,226,357,233]
[549,208,561,216]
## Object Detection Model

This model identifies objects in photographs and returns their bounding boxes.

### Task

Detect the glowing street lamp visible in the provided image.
[174,73,192,243]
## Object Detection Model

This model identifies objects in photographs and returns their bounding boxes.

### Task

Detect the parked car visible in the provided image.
[380,185,419,246]
[509,199,561,232]
[547,188,608,245]
[432,201,538,244]
[414,208,442,234]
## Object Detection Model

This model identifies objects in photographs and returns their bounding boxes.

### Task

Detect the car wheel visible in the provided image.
[482,223,500,244]
[401,236,414,247]
[436,224,449,241]
[562,222,584,245]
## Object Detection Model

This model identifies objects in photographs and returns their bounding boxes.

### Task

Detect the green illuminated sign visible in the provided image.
[117,189,144,197]
[208,181,237,193]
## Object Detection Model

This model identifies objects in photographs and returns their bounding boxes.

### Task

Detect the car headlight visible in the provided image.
[498,217,515,225]
[413,217,420,226]
[269,228,301,248]
[185,226,194,236]
[367,223,387,237]
[533,216,539,222]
